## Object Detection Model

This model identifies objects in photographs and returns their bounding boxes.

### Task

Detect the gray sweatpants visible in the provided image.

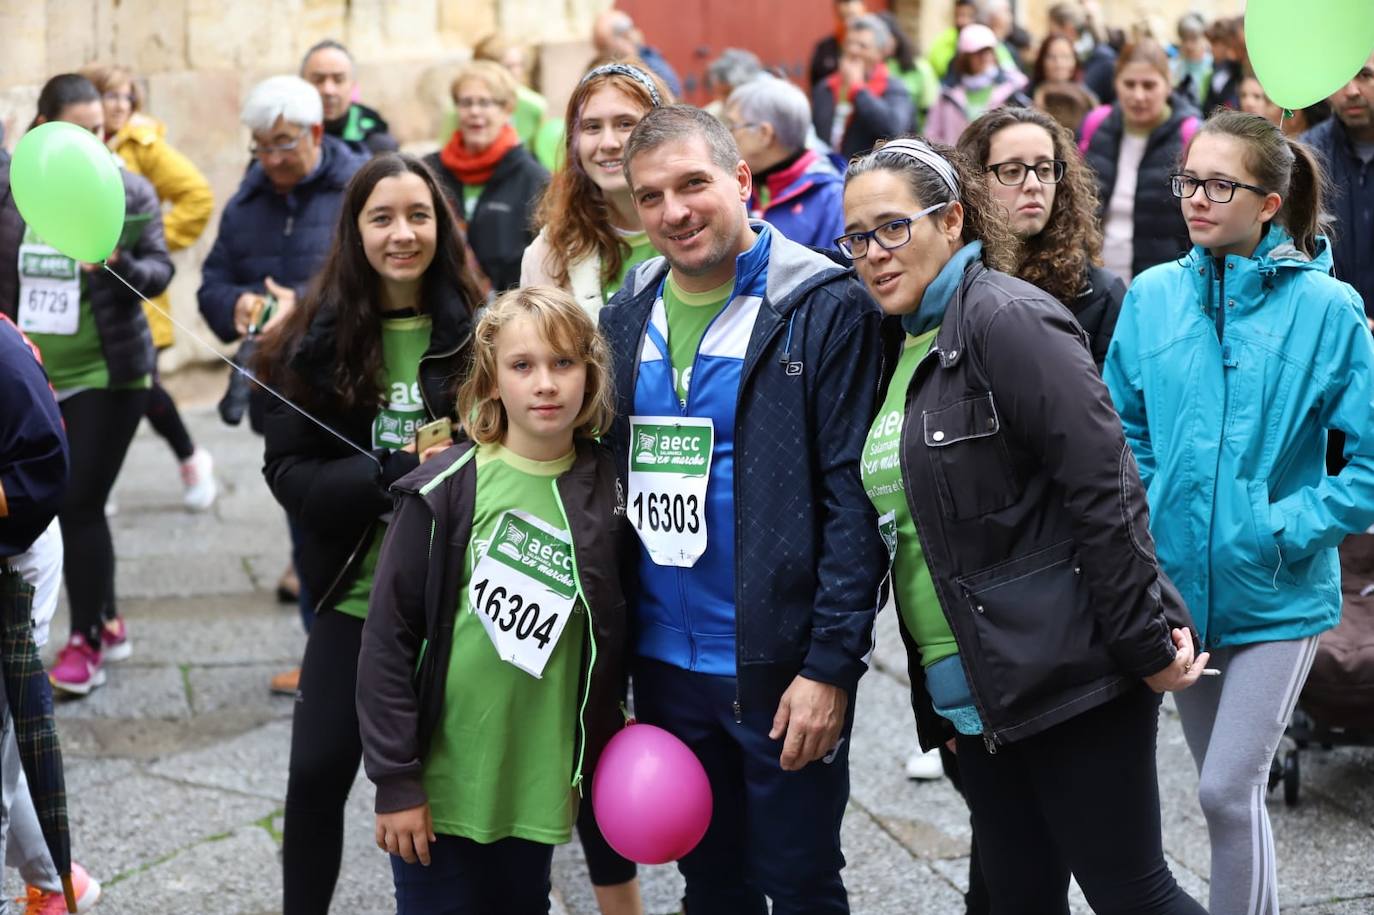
[1174,635,1319,915]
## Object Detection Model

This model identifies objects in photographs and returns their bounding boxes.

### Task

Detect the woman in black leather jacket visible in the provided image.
[838,135,1207,914]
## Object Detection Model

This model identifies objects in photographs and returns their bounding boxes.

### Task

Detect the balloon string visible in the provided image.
[100,264,381,467]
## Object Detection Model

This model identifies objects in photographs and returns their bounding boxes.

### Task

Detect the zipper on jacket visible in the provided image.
[673,292,740,671]
[553,481,598,791]
[728,309,790,726]
[283,215,294,237]
[313,524,374,614]
[416,340,467,421]
[412,519,438,675]
[897,341,1001,746]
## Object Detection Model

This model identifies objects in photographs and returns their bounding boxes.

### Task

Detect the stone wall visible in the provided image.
[0,0,605,368]
[2,0,1247,369]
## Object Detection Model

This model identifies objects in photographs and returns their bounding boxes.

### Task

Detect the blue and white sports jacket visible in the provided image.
[600,221,888,708]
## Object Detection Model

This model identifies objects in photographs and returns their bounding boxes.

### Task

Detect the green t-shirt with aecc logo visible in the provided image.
[860,328,958,668]
[663,273,733,406]
[423,442,589,844]
[333,313,433,620]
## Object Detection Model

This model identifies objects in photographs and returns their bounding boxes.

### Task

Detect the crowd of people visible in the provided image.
[1,1,1373,913]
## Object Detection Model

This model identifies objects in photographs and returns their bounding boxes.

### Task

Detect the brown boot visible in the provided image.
[269,667,300,695]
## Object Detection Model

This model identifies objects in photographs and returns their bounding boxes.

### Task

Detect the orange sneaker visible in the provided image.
[22,861,101,913]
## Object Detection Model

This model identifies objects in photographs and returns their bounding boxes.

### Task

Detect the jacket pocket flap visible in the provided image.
[923,392,1000,448]
[955,538,1078,594]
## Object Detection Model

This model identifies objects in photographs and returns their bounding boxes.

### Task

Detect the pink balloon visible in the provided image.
[591,723,713,864]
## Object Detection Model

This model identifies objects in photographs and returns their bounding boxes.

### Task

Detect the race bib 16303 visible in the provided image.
[627,416,713,568]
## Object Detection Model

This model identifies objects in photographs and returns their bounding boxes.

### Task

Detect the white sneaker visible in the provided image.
[905,746,944,781]
[180,448,217,511]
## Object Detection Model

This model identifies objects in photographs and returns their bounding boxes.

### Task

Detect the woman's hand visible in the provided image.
[419,439,454,463]
[376,803,436,865]
[399,438,452,463]
[1143,627,1210,693]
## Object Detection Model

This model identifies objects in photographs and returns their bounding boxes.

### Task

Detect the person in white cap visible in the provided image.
[924,23,1029,145]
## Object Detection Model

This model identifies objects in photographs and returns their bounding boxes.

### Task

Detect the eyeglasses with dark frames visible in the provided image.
[1169,173,1269,204]
[834,202,948,260]
[985,159,1066,186]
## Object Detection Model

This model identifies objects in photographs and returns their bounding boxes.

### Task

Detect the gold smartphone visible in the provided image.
[414,417,453,457]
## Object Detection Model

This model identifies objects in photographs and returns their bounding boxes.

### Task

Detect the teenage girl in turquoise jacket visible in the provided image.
[1106,110,1374,915]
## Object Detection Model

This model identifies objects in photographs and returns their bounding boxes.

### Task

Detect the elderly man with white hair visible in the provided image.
[196,74,366,697]
[810,13,912,160]
[725,76,847,250]
[197,74,366,344]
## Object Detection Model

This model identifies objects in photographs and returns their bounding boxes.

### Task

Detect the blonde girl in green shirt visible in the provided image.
[358,286,629,915]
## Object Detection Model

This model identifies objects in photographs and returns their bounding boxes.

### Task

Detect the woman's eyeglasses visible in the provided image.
[1169,174,1269,204]
[985,159,1066,186]
[834,202,948,259]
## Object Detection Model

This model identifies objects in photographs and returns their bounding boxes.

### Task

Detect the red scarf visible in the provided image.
[826,61,890,103]
[439,123,520,186]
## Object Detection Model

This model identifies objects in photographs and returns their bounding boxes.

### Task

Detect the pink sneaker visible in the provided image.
[22,861,102,913]
[49,635,105,696]
[100,616,131,663]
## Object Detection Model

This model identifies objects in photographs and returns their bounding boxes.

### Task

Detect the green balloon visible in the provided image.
[1247,0,1374,111]
[9,121,126,263]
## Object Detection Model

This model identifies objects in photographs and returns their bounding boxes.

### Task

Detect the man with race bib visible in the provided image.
[599,105,887,914]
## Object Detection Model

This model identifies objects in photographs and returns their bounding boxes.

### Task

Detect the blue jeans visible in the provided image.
[391,834,553,915]
[632,658,853,914]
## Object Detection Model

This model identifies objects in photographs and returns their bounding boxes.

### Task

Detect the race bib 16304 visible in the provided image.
[468,509,578,678]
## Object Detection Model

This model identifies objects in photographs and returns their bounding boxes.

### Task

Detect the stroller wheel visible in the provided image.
[1266,755,1282,794]
[1282,750,1300,807]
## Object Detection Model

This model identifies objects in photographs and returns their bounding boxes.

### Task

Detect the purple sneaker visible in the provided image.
[100,616,132,663]
[49,634,105,696]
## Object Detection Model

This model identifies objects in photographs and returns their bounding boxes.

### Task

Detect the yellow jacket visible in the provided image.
[109,114,214,347]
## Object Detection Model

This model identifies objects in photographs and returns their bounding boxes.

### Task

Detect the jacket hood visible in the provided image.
[760,149,842,205]
[1183,225,1335,306]
[621,220,848,318]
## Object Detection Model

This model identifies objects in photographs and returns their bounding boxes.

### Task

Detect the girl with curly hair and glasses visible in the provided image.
[959,105,1125,368]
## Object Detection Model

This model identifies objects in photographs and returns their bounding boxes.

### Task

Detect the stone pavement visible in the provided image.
[9,399,1374,914]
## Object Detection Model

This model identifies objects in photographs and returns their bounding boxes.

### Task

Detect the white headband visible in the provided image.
[876,138,961,199]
